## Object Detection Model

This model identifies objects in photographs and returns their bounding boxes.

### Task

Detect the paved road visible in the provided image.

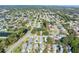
[6,31,31,53]
[6,20,35,53]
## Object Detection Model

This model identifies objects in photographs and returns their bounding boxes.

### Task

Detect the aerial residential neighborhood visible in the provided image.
[0,5,79,53]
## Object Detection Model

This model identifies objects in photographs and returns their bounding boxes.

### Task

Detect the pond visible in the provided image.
[0,32,11,37]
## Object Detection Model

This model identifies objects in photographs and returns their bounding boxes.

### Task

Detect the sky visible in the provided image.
[0,0,79,5]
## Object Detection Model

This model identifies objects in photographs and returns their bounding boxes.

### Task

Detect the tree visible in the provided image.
[0,40,6,53]
[45,37,53,53]
[59,28,79,53]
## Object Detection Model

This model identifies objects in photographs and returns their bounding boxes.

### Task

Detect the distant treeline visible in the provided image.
[0,5,79,9]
